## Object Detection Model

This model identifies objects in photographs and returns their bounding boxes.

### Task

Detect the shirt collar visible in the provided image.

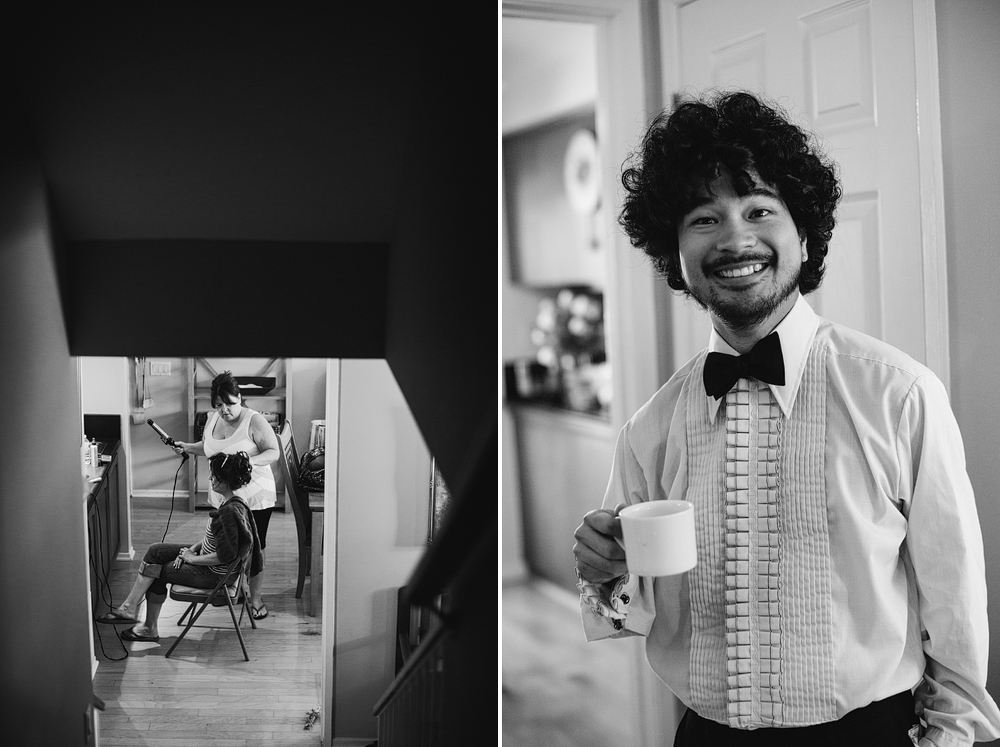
[706,295,820,422]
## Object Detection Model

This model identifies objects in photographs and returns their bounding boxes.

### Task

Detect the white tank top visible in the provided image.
[203,408,277,510]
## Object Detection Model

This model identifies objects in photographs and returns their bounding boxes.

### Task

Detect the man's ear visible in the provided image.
[800,233,809,263]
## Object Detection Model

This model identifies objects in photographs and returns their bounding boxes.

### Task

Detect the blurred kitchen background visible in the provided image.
[501,15,650,747]
[502,17,614,592]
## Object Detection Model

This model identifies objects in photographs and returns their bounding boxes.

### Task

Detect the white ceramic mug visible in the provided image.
[616,500,697,576]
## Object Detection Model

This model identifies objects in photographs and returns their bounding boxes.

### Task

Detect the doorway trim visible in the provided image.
[911,0,950,390]
[503,2,677,744]
[321,358,341,746]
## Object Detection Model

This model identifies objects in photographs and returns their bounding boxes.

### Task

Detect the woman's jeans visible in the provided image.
[138,542,225,605]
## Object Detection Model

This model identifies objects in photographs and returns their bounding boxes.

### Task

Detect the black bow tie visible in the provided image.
[703,332,785,400]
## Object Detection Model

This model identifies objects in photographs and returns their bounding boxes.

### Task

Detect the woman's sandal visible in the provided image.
[95,610,139,625]
[250,603,268,620]
[121,627,159,642]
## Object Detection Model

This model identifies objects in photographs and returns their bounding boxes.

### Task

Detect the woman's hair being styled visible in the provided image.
[209,451,253,492]
[618,90,842,294]
[211,370,242,408]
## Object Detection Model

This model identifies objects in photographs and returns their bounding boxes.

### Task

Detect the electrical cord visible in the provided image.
[89,496,128,661]
[90,448,188,661]
[161,454,188,543]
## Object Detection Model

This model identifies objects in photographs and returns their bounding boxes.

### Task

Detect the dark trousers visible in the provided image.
[251,506,273,550]
[138,542,225,604]
[674,691,918,747]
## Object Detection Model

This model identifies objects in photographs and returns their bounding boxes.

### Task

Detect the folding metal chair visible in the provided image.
[164,547,256,661]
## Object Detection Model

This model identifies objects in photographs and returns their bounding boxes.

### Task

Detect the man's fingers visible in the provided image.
[573,540,610,569]
[574,519,625,560]
[576,559,619,585]
[575,551,626,585]
[581,507,625,541]
[573,534,628,582]
[573,506,633,584]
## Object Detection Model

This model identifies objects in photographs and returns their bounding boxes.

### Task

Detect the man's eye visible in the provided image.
[689,216,715,226]
[749,208,772,218]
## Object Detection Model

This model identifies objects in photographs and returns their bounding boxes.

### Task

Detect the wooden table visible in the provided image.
[308,491,324,616]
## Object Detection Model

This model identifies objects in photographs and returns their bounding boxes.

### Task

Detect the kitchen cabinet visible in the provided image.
[87,442,122,619]
[511,402,616,592]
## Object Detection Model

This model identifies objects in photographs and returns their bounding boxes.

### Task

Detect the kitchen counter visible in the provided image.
[507,400,617,592]
[86,440,123,620]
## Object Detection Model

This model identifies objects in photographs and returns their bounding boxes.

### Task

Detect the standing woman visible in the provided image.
[173,370,279,619]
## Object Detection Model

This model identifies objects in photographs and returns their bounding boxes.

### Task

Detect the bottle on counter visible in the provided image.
[89,439,99,475]
[82,438,92,478]
[82,438,100,480]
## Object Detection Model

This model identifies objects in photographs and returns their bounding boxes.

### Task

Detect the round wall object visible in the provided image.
[563,129,601,215]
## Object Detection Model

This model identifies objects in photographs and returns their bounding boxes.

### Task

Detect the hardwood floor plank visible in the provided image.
[93,502,323,743]
[502,578,641,747]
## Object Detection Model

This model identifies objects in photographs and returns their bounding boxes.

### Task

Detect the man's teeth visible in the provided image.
[718,263,765,278]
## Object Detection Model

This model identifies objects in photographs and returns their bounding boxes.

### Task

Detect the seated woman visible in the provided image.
[96,451,264,642]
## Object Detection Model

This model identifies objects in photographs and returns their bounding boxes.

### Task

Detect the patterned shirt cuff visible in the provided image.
[920,725,971,747]
[576,568,639,631]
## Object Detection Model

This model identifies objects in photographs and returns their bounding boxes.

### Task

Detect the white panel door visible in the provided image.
[670,0,945,381]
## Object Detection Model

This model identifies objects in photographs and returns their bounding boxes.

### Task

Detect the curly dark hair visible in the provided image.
[619,90,841,295]
[209,451,253,492]
[211,370,242,408]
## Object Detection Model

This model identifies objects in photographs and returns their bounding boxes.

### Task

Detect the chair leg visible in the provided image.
[223,595,250,661]
[244,597,257,630]
[177,601,197,627]
[165,599,212,658]
[296,541,309,598]
[238,575,256,630]
[237,576,249,626]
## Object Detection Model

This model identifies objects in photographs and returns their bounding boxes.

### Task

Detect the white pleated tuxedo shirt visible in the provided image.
[580,295,1000,747]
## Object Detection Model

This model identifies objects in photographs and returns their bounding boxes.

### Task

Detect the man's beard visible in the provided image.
[688,264,801,334]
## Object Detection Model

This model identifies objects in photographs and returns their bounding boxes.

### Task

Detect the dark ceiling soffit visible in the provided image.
[60,239,389,358]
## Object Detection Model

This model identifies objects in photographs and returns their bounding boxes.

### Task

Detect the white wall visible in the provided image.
[936,0,1000,723]
[501,178,548,363]
[80,357,128,415]
[333,359,429,738]
[81,356,134,556]
[502,17,598,135]
[289,357,326,455]
[0,141,96,747]
[127,356,195,494]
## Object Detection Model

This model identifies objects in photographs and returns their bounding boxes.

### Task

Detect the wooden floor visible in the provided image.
[502,578,639,747]
[91,499,327,746]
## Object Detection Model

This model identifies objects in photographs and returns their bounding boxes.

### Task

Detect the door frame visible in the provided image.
[910,0,950,390]
[503,2,679,744]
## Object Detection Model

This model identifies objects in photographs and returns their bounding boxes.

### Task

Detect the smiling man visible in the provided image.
[677,175,805,342]
[571,91,1000,747]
